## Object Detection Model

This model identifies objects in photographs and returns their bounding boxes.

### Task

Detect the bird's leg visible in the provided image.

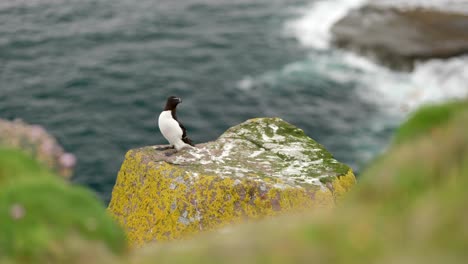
[165,150,177,157]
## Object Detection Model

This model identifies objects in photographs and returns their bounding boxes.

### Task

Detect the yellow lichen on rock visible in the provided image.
[332,169,357,201]
[109,152,352,246]
[108,118,356,246]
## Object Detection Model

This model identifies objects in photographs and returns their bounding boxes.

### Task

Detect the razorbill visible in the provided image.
[158,96,194,151]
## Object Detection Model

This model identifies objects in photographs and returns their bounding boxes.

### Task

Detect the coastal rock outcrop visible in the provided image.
[331,2,468,70]
[108,117,355,246]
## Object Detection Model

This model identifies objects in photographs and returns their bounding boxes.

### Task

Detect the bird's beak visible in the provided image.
[177,98,182,103]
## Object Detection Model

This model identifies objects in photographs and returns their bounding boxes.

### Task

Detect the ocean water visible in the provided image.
[1,0,467,203]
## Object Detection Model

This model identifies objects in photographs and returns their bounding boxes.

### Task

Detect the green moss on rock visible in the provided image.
[108,118,355,246]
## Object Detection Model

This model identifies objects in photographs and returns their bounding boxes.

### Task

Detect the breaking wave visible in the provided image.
[279,0,468,114]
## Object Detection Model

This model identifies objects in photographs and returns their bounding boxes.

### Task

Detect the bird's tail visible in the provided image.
[182,136,194,146]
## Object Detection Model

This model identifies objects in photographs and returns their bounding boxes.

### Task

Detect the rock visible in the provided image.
[0,118,76,179]
[108,117,356,246]
[331,4,468,70]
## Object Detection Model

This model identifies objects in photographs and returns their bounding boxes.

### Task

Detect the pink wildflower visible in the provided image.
[10,204,25,220]
[60,153,77,168]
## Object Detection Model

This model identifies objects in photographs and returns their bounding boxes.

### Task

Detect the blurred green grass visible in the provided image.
[0,148,55,185]
[393,100,468,144]
[0,148,127,263]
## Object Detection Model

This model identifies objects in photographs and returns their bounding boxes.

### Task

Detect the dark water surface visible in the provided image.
[1,0,398,202]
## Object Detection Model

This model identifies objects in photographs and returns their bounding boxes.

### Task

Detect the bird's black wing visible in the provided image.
[171,110,194,146]
[179,122,194,146]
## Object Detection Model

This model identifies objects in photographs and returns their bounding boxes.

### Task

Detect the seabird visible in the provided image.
[158,96,194,152]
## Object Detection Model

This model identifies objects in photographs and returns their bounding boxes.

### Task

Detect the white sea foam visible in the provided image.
[237,76,255,91]
[284,0,366,50]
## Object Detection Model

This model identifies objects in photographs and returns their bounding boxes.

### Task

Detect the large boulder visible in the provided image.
[331,3,468,70]
[108,117,356,246]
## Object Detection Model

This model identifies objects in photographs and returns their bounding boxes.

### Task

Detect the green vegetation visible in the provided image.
[393,100,468,144]
[0,148,127,264]
[0,119,76,178]
[0,148,55,186]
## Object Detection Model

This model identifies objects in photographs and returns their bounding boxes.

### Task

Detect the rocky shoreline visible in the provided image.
[331,0,468,70]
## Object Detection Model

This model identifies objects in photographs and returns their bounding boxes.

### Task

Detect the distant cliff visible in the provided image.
[331,1,468,70]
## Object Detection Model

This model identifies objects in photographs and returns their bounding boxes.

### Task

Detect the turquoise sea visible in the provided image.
[2,0,467,202]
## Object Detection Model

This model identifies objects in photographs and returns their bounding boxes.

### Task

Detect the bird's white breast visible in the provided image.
[158,110,187,150]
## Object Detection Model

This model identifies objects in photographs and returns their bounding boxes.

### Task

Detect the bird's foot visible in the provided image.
[155,146,175,151]
[164,151,177,157]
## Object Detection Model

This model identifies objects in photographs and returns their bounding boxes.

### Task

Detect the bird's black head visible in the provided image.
[164,96,182,111]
